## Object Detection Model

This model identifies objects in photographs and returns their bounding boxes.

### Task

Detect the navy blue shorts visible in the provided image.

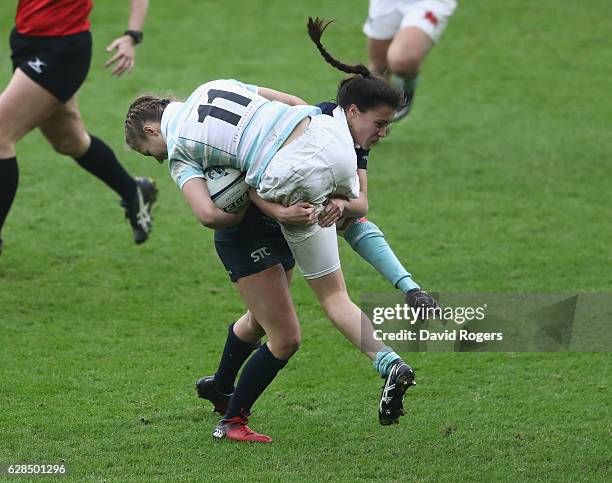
[214,204,295,282]
[10,28,92,103]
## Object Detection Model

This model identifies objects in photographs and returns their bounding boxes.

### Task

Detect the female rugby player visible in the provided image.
[363,0,457,120]
[124,19,433,442]
[195,18,437,443]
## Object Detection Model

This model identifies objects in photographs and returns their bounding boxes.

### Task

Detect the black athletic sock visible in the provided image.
[0,157,19,235]
[73,135,137,201]
[224,343,288,420]
[214,323,260,394]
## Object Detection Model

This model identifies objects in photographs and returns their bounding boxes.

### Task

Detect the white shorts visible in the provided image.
[257,113,359,244]
[363,0,457,43]
[285,224,340,280]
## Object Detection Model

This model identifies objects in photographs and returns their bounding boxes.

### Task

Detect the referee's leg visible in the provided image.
[0,69,63,250]
[39,94,157,244]
[38,95,138,203]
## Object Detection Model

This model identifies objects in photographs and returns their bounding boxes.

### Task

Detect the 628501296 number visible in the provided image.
[4,463,67,475]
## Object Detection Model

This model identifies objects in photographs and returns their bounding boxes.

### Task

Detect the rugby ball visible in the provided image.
[203,166,249,213]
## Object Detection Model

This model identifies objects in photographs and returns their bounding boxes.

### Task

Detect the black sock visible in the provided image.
[74,135,137,201]
[224,343,288,420]
[214,323,259,394]
[0,157,19,235]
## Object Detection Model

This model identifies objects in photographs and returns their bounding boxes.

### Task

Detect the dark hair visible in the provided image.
[307,17,402,112]
[125,95,173,149]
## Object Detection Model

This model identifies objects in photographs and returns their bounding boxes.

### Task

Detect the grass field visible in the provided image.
[1,0,610,481]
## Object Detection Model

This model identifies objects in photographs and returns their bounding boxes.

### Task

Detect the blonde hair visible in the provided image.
[125,95,174,150]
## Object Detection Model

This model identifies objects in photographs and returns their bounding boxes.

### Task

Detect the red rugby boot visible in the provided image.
[212,414,272,443]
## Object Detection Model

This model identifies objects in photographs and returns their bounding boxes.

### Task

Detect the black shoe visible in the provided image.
[196,375,232,415]
[120,177,157,244]
[405,288,439,321]
[379,360,416,425]
[0,237,3,256]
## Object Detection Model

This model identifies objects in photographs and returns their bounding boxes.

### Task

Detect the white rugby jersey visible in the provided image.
[161,79,320,190]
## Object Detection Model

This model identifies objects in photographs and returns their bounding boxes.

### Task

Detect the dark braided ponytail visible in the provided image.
[307,17,371,77]
[125,95,174,150]
[307,17,402,113]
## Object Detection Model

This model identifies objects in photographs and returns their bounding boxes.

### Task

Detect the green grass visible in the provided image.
[1,0,610,481]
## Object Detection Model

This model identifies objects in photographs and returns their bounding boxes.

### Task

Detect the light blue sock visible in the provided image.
[374,346,401,378]
[344,219,419,293]
[397,275,419,293]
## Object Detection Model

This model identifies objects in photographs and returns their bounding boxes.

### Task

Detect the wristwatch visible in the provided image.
[124,30,143,44]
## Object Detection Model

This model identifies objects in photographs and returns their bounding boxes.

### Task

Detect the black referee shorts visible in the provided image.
[9,28,92,103]
[214,205,295,283]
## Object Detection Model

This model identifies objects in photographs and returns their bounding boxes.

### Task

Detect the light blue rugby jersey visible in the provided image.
[161,79,321,190]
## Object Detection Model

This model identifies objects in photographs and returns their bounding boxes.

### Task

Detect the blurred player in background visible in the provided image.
[363,0,457,120]
[0,0,156,256]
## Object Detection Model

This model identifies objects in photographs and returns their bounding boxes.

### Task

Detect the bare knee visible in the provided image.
[268,332,301,360]
[387,52,422,78]
[49,132,89,157]
[0,70,57,156]
[40,104,90,158]
[0,138,16,159]
[280,334,302,359]
[320,292,354,324]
